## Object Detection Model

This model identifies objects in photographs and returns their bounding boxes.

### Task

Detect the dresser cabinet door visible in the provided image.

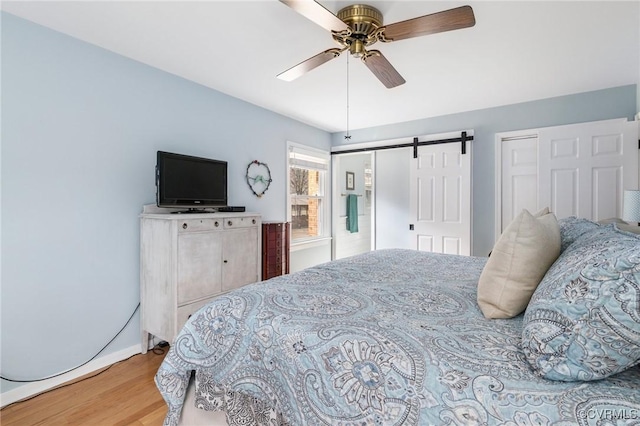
[222,227,259,292]
[177,231,223,304]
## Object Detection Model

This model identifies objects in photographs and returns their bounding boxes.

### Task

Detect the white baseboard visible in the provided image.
[0,344,141,408]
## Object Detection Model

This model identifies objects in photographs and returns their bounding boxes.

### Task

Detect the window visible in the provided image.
[288,143,329,242]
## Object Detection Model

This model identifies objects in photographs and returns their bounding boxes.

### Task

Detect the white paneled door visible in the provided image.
[500,136,538,233]
[538,119,638,220]
[497,119,639,238]
[409,142,471,255]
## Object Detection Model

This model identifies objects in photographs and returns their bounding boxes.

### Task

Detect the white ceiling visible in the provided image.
[2,1,639,133]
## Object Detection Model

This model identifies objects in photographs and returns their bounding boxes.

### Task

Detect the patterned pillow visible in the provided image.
[557,216,601,252]
[521,224,640,381]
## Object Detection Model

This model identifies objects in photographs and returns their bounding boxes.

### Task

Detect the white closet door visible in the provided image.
[500,136,538,233]
[538,119,638,220]
[410,142,471,255]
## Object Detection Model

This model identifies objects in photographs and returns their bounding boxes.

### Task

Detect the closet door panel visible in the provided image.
[550,168,579,218]
[538,119,638,221]
[592,166,622,219]
[497,119,638,244]
[500,137,537,232]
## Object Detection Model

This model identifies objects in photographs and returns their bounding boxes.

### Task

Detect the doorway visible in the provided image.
[332,153,374,260]
[331,131,473,258]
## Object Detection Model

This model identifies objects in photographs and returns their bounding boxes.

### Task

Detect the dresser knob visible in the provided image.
[223,260,228,264]
[182,223,188,229]
[252,219,256,224]
[227,220,233,226]
[214,221,219,227]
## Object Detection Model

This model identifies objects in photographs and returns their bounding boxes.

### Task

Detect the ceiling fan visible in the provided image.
[277,1,476,88]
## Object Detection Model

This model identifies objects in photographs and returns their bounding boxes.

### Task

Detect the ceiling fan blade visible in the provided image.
[277,48,344,81]
[381,5,475,42]
[361,50,406,89]
[279,0,349,33]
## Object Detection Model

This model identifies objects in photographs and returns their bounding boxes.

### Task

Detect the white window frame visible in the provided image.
[287,141,331,249]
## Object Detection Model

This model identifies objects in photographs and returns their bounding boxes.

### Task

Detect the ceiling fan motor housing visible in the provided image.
[337,4,383,56]
[337,4,383,34]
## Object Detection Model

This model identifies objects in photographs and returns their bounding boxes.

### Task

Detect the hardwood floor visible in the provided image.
[1,349,168,425]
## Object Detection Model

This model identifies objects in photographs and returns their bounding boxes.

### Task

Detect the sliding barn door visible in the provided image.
[538,119,638,220]
[409,142,471,255]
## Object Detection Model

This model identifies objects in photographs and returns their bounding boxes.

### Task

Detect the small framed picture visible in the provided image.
[346,171,355,190]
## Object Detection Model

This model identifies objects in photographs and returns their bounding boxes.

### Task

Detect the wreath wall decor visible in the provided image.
[245,160,272,198]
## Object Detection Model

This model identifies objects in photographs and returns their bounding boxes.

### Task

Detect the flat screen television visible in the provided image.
[156,151,227,209]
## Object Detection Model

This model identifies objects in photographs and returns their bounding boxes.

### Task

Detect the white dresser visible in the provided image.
[140,208,261,353]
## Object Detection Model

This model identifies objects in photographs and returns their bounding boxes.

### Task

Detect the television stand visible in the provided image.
[140,210,262,353]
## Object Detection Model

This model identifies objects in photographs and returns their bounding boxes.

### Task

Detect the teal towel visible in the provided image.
[346,194,359,233]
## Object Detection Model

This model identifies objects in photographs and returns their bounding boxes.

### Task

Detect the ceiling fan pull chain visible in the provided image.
[345,54,351,140]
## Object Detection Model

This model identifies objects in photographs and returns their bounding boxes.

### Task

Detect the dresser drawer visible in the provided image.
[176,297,215,331]
[265,264,283,275]
[266,238,283,249]
[266,247,283,256]
[223,216,259,229]
[177,219,222,233]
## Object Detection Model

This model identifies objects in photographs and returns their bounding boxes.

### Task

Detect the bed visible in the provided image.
[156,217,640,425]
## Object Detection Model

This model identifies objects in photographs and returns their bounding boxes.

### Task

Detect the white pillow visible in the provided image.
[477,208,560,319]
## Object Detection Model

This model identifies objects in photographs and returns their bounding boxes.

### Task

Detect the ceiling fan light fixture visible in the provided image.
[349,39,366,58]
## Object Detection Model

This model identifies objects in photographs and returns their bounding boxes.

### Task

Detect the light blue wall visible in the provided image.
[331,85,638,256]
[0,13,330,393]
[2,9,638,396]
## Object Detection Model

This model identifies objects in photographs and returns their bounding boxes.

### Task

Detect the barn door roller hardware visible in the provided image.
[412,132,470,158]
[331,131,473,156]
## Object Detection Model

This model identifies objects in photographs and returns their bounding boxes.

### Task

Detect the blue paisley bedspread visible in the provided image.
[156,249,640,425]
